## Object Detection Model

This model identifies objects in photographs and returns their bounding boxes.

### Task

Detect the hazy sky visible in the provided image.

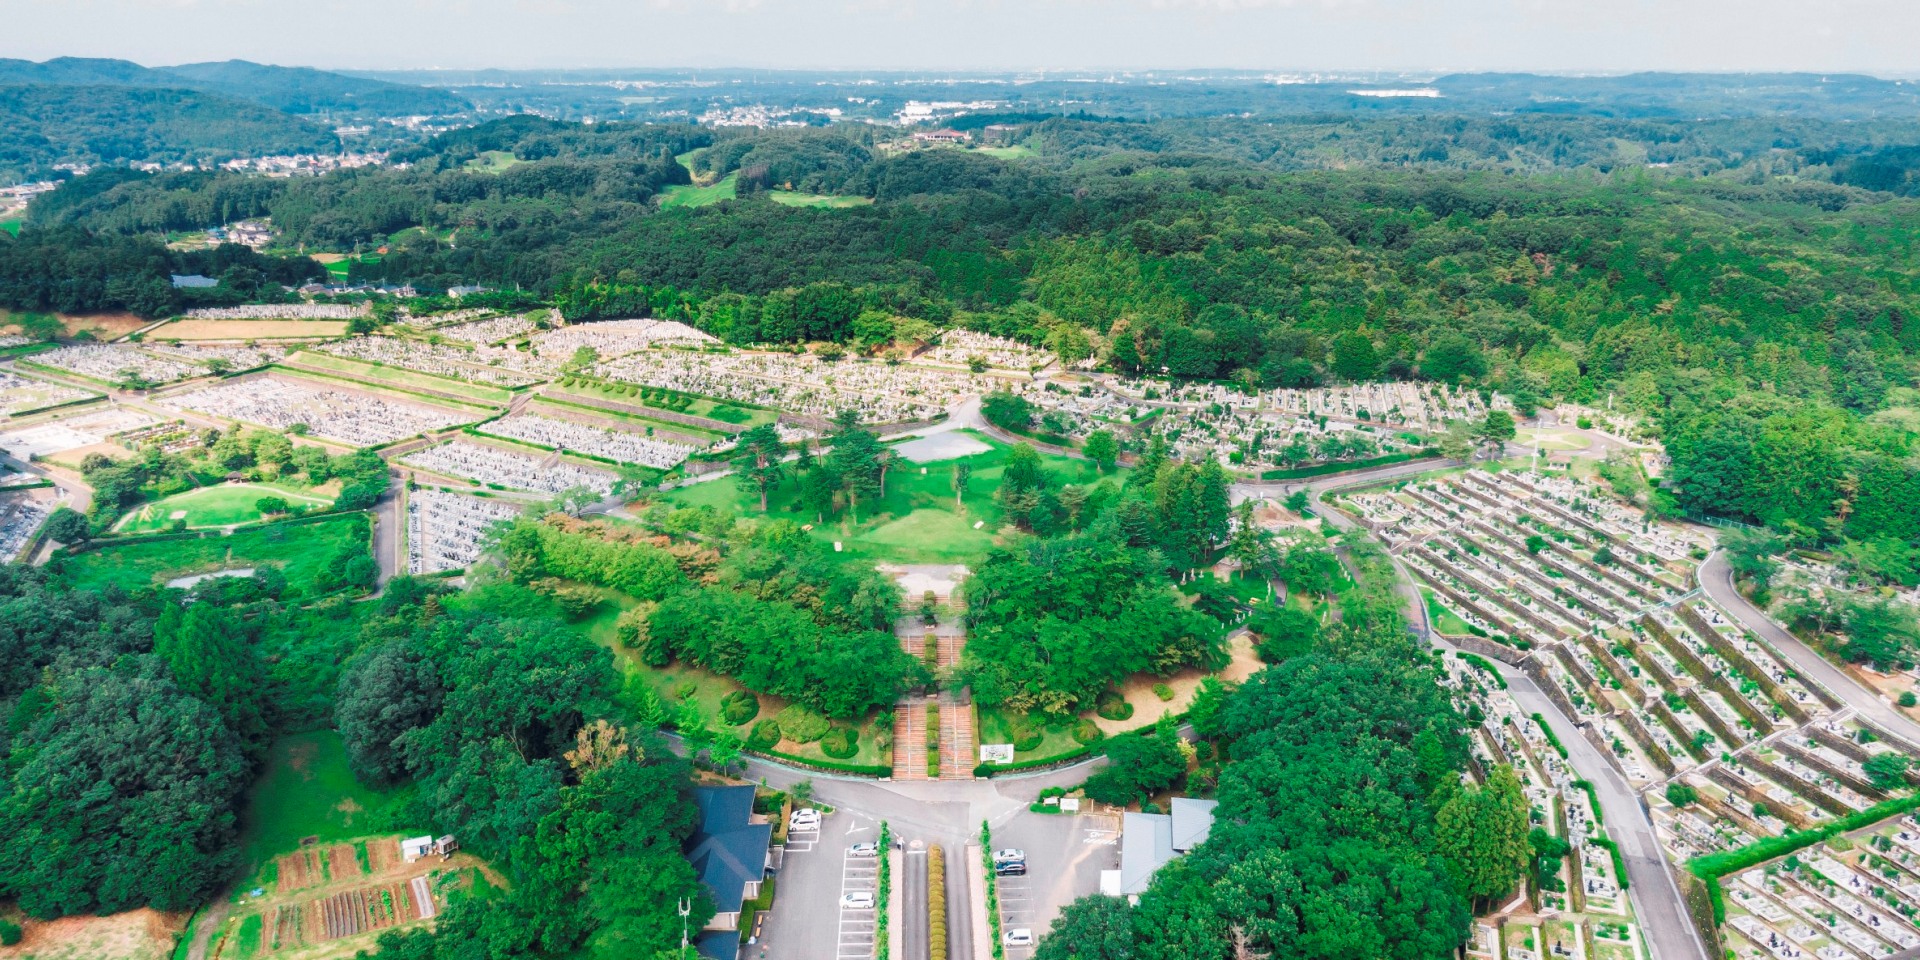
[3,0,1916,75]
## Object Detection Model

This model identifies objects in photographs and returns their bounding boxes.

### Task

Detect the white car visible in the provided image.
[841,891,876,910]
[848,842,879,858]
[992,848,1026,864]
[789,808,821,829]
[1005,929,1034,946]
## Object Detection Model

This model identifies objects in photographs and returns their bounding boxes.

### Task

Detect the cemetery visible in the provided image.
[309,337,546,389]
[597,348,1004,423]
[1337,465,1920,959]
[475,410,701,469]
[399,437,617,496]
[914,329,1057,372]
[528,317,716,360]
[0,369,94,415]
[429,313,541,345]
[1443,651,1644,959]
[406,487,521,574]
[162,373,480,447]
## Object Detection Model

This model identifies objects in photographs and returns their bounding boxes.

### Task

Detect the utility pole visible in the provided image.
[678,897,692,951]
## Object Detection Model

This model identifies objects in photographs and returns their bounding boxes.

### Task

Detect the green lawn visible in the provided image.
[464,150,524,173]
[664,429,1122,565]
[113,482,333,532]
[284,352,514,406]
[658,172,738,209]
[239,731,402,866]
[0,216,20,237]
[1422,587,1478,636]
[58,513,372,594]
[979,706,1087,765]
[768,191,873,209]
[975,145,1034,159]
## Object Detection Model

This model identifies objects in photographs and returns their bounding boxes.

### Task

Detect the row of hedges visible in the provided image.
[1689,791,1920,896]
[1530,712,1571,759]
[928,844,948,960]
[876,821,892,960]
[1455,651,1508,688]
[981,822,1004,960]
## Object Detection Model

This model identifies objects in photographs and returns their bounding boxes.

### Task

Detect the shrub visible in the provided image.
[1151,683,1175,702]
[747,719,781,750]
[776,704,832,743]
[1665,783,1698,807]
[0,919,18,947]
[1902,691,1917,708]
[820,727,859,759]
[1071,719,1104,745]
[721,690,760,726]
[928,844,948,960]
[1006,715,1044,752]
[1095,690,1133,722]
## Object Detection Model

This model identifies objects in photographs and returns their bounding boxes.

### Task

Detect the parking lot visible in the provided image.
[990,809,1116,957]
[754,807,884,960]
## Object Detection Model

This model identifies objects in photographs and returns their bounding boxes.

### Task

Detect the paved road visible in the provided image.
[1282,471,1711,960]
[372,477,401,586]
[902,843,928,960]
[1701,551,1920,748]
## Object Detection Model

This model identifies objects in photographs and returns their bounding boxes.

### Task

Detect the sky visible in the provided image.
[3,0,1917,75]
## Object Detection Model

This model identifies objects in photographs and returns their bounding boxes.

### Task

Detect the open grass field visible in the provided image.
[239,732,401,867]
[975,145,1035,159]
[768,191,873,209]
[463,150,524,174]
[664,429,1123,564]
[56,513,372,594]
[113,482,335,533]
[146,319,350,341]
[1515,427,1592,452]
[284,351,515,406]
[658,172,738,209]
[0,215,20,237]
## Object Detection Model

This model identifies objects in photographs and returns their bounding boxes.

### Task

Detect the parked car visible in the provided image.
[789,808,821,829]
[1005,929,1034,947]
[995,861,1027,876]
[848,842,879,858]
[992,848,1025,864]
[841,891,876,909]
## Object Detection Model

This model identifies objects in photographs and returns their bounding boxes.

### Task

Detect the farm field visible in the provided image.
[239,732,403,867]
[146,319,350,341]
[0,908,184,960]
[55,513,372,594]
[663,429,1122,565]
[282,352,515,406]
[112,481,334,532]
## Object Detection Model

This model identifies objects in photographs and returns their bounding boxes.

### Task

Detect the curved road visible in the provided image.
[1267,470,1712,960]
[1701,552,1920,749]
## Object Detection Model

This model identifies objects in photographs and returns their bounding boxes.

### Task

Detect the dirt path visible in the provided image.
[183,900,228,960]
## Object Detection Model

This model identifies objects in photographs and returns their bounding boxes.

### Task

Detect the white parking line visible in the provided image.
[836,840,880,960]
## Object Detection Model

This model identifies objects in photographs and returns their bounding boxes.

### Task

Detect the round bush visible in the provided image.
[820,727,859,759]
[747,719,781,750]
[1095,691,1134,722]
[1008,719,1043,752]
[1151,683,1175,702]
[1072,719,1105,745]
[775,704,831,744]
[721,691,760,726]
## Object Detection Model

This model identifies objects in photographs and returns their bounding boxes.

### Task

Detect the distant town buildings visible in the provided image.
[912,128,969,145]
[218,152,387,177]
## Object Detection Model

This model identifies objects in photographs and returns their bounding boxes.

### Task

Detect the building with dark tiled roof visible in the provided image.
[683,785,773,960]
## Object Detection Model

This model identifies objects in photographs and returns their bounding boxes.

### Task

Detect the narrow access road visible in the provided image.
[1288,475,1710,960]
[902,843,928,960]
[1701,551,1920,748]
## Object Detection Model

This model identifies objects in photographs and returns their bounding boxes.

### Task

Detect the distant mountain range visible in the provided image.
[0,57,470,117]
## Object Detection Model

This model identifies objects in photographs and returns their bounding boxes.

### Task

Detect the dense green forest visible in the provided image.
[0,85,342,183]
[0,57,468,116]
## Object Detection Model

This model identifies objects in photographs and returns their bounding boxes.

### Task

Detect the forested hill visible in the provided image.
[0,57,469,116]
[0,85,340,183]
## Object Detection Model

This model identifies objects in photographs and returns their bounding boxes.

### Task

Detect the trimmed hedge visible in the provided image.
[1094,691,1133,722]
[776,704,831,744]
[753,748,890,778]
[1689,791,1920,884]
[876,821,893,960]
[929,844,948,960]
[1071,719,1105,745]
[1456,652,1508,688]
[820,727,859,760]
[1259,451,1439,481]
[721,691,760,726]
[1530,712,1570,759]
[747,720,781,750]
